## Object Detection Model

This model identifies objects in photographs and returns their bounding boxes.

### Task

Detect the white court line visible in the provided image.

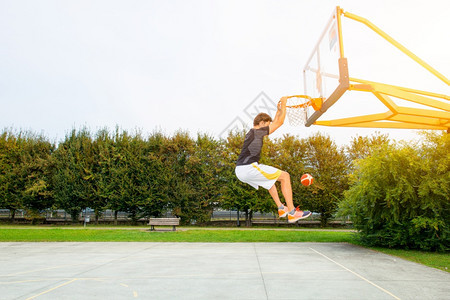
[5,264,81,276]
[25,278,78,300]
[309,247,401,300]
[0,279,47,284]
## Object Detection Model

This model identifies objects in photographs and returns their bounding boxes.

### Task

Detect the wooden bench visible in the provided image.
[149,218,180,231]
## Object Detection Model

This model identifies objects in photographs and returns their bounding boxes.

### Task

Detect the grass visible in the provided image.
[0,227,355,243]
[0,226,448,272]
[370,247,449,273]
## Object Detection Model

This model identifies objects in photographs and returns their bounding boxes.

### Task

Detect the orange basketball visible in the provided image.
[301,173,314,186]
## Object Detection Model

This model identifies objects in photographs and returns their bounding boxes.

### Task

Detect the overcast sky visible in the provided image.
[1,0,449,145]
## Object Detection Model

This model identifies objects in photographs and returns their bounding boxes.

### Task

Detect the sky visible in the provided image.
[1,0,449,146]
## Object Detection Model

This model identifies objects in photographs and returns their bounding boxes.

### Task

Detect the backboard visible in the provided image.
[303,6,349,127]
[300,6,449,131]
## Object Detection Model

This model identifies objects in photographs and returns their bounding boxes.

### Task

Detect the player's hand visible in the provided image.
[278,96,288,109]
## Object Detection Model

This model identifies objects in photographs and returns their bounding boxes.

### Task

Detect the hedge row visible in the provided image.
[1,127,448,250]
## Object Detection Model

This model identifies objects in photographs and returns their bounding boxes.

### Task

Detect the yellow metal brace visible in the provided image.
[313,7,449,131]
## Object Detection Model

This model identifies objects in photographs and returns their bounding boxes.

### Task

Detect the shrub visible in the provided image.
[338,132,449,251]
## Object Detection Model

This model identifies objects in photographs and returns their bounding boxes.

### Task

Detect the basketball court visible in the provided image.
[1,6,448,300]
[1,242,448,300]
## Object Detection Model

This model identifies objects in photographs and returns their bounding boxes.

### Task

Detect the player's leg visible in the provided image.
[268,185,282,207]
[277,171,294,211]
[277,171,312,223]
[268,185,289,218]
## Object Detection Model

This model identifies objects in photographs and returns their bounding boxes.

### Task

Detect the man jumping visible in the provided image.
[235,96,311,223]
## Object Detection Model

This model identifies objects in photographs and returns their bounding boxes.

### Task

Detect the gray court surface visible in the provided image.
[1,242,448,300]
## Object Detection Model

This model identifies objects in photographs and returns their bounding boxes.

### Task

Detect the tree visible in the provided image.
[0,130,26,222]
[97,128,134,224]
[190,133,225,222]
[104,129,167,225]
[139,131,168,220]
[52,128,95,223]
[160,132,220,225]
[221,130,274,226]
[345,132,390,163]
[302,133,348,227]
[263,135,308,212]
[21,133,55,222]
[338,132,449,251]
[0,130,54,223]
[89,128,114,224]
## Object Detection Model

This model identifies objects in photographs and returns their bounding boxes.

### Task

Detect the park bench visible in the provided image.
[149,218,180,231]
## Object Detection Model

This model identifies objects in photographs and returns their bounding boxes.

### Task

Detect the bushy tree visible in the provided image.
[52,128,95,222]
[21,133,55,220]
[221,130,274,226]
[302,133,348,226]
[160,132,217,224]
[338,132,449,251]
[0,130,26,221]
[0,130,54,222]
[190,134,225,221]
[140,131,169,219]
[94,129,167,224]
[263,135,307,212]
[112,130,167,224]
[345,132,390,163]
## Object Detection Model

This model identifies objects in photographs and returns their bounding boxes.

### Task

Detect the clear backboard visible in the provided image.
[300,6,449,131]
[303,6,349,127]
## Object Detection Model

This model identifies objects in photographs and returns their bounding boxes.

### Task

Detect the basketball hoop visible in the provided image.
[283,95,323,126]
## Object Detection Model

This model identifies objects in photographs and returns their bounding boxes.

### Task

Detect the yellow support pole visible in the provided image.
[331,121,448,130]
[336,6,345,59]
[343,11,450,86]
[395,106,450,120]
[307,7,450,131]
[348,83,399,112]
[371,91,399,113]
[371,83,450,112]
[316,111,394,127]
[389,114,449,127]
[349,77,450,101]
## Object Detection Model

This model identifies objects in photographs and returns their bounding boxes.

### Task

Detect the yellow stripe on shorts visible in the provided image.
[252,164,282,180]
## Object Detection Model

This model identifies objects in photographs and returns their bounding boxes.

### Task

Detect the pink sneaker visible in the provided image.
[288,209,312,223]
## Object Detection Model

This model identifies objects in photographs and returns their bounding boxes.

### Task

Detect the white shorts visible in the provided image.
[235,162,282,190]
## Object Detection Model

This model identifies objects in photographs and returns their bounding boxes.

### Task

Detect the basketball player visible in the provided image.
[235,96,312,223]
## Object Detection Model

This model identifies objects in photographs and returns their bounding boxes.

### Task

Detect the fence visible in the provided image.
[0,209,351,227]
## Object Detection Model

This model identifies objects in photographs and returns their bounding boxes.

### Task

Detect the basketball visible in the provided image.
[301,173,314,186]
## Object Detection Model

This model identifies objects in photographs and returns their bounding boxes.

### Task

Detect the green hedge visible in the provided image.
[339,132,449,251]
[2,126,449,251]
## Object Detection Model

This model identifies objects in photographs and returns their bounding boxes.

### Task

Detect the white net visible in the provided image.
[286,96,310,126]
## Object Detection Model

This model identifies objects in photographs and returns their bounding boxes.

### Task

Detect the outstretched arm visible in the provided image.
[269,96,288,134]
